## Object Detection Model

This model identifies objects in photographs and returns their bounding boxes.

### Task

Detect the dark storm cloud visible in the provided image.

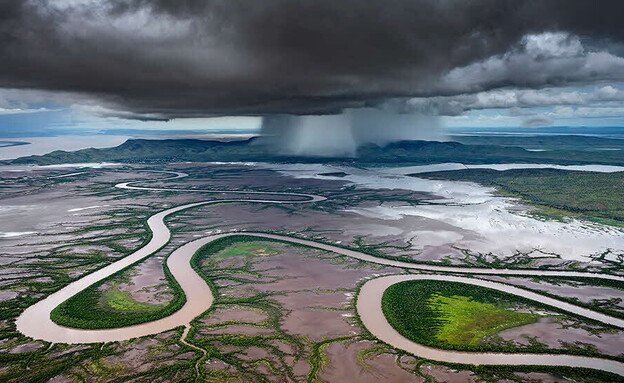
[1,0,624,118]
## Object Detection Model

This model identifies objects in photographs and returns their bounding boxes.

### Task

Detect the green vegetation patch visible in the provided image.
[427,294,538,346]
[50,236,281,329]
[382,280,545,352]
[215,241,279,260]
[101,287,163,311]
[51,262,186,329]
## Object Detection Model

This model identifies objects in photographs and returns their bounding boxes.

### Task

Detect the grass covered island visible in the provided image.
[50,237,279,329]
[381,279,545,351]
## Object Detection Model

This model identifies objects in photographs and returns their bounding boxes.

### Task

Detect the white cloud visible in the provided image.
[0,107,53,115]
[523,32,584,59]
[438,32,624,94]
[594,85,624,101]
[548,105,624,119]
[403,84,624,118]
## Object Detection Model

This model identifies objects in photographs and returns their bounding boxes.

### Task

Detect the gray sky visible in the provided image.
[2,0,624,131]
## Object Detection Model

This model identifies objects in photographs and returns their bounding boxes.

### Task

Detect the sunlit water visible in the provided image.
[263,163,624,261]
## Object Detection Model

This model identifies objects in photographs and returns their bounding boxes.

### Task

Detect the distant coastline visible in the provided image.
[0,141,30,148]
[0,135,130,161]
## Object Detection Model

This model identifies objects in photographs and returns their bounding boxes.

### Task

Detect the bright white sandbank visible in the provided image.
[264,163,624,260]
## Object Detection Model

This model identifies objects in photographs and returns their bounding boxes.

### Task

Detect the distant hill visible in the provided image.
[453,134,624,151]
[7,137,624,166]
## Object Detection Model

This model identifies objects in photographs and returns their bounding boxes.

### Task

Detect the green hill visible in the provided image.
[7,137,624,166]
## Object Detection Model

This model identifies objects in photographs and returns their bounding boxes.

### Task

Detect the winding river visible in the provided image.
[14,170,624,376]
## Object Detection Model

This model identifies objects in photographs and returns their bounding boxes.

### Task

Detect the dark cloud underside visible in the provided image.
[1,0,624,117]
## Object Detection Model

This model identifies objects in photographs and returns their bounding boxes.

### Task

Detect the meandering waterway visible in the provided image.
[14,170,624,376]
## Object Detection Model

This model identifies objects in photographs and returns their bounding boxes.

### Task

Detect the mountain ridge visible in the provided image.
[6,137,624,166]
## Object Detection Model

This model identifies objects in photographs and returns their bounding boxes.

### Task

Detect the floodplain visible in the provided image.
[0,161,623,382]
